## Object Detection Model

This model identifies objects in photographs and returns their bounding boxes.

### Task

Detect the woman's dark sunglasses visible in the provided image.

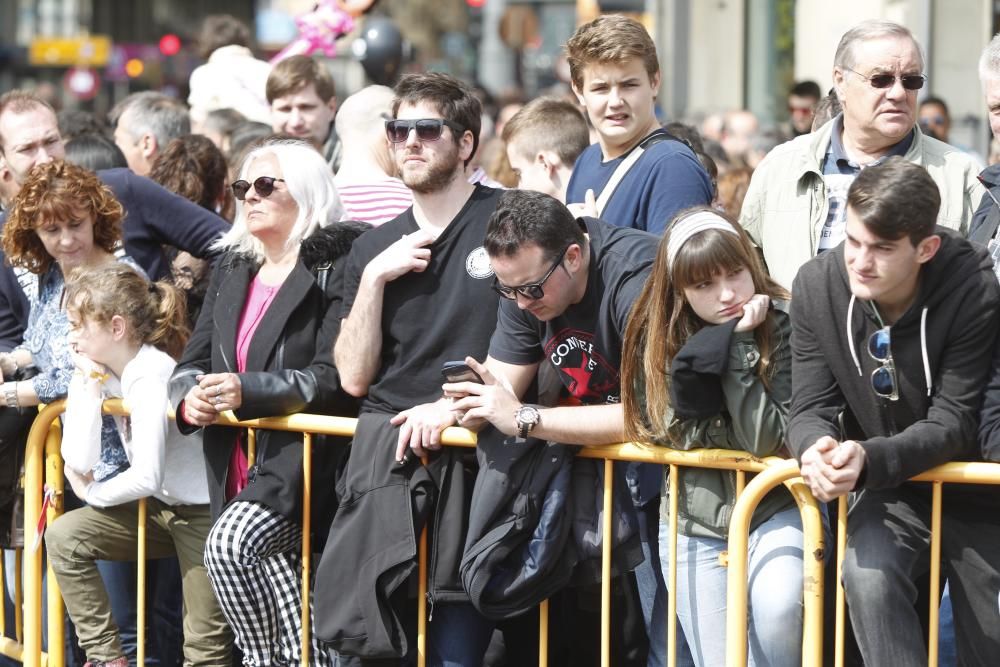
[492,247,568,301]
[385,118,466,144]
[868,327,898,401]
[846,67,926,91]
[231,176,286,201]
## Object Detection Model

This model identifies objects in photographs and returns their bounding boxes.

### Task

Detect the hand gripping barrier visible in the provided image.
[21,400,995,667]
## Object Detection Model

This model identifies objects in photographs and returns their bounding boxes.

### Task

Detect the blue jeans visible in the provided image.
[635,501,694,667]
[658,507,805,667]
[426,602,493,667]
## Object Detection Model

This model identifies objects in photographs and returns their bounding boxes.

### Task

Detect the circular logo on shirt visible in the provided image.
[466,246,494,279]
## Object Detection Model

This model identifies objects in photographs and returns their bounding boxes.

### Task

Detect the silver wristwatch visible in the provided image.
[514,404,541,439]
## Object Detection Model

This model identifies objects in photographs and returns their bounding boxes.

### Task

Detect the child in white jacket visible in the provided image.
[44,263,233,667]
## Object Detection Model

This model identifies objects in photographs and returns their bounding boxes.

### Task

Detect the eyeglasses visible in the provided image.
[231,176,286,201]
[920,115,946,126]
[492,247,568,301]
[868,327,899,401]
[385,118,466,144]
[845,67,926,91]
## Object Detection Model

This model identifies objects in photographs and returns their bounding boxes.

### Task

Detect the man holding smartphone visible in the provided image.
[317,72,503,666]
[447,188,658,666]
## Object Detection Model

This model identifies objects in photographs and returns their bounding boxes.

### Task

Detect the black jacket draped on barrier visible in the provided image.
[314,411,474,660]
[461,429,644,620]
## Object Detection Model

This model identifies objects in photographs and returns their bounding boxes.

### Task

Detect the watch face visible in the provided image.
[517,405,540,425]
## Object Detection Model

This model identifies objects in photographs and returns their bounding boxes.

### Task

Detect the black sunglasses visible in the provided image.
[492,247,568,301]
[385,118,466,144]
[868,327,898,401]
[845,67,926,91]
[231,176,286,201]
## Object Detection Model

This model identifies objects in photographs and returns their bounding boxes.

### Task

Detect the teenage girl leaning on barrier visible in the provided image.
[621,207,806,667]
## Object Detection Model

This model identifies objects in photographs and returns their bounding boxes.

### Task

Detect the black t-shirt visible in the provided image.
[489,217,656,405]
[341,185,502,414]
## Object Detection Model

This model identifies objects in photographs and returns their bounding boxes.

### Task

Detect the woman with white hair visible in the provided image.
[168,139,365,665]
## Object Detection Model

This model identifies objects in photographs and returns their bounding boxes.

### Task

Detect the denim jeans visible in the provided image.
[658,507,805,667]
[635,501,694,667]
[842,487,1000,667]
[426,602,493,667]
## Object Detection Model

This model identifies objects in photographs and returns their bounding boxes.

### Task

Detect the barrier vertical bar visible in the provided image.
[14,551,22,646]
[247,428,256,467]
[835,495,848,667]
[735,470,746,498]
[301,433,313,664]
[23,404,61,665]
[927,482,942,667]
[784,478,825,667]
[418,454,429,667]
[538,599,548,667]
[137,498,147,667]
[45,415,65,667]
[601,458,613,667]
[667,464,679,667]
[725,460,801,667]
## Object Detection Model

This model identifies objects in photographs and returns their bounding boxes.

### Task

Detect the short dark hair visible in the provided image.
[662,122,704,154]
[65,133,128,171]
[266,55,336,104]
[847,156,940,245]
[198,14,251,60]
[392,72,482,168]
[790,80,822,100]
[58,109,108,142]
[485,190,586,261]
[920,95,949,117]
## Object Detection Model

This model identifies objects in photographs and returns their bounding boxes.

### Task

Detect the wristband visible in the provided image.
[4,382,19,409]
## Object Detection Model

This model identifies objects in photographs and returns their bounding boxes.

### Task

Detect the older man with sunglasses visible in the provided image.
[740,20,984,291]
[788,157,1000,666]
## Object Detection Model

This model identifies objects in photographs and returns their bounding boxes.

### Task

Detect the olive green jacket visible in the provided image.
[654,304,795,540]
[740,118,984,290]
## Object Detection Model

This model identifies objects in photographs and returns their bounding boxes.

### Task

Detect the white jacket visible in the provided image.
[188,45,272,125]
[62,344,210,507]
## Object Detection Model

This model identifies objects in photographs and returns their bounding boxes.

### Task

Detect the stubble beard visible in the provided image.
[400,145,463,195]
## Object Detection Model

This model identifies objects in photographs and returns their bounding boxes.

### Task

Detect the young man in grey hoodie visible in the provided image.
[788,156,1000,666]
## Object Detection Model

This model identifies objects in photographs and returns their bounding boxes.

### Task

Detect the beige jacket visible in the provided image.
[739,118,985,289]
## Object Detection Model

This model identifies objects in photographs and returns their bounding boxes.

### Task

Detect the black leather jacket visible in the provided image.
[168,224,364,529]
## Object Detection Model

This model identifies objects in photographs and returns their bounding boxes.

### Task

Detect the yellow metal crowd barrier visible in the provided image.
[12,400,1000,666]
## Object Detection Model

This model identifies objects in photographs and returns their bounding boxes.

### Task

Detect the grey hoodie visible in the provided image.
[788,227,1000,492]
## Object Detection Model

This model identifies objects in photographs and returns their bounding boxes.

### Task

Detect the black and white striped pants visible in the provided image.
[203,500,336,666]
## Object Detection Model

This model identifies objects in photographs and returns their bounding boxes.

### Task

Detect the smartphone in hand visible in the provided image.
[441,360,483,384]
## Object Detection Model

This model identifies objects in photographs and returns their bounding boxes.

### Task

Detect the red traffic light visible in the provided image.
[159,34,181,56]
[466,0,485,6]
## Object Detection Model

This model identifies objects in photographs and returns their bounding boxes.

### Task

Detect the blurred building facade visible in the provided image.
[0,0,997,155]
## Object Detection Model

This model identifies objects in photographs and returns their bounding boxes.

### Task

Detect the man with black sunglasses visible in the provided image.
[788,157,1000,666]
[318,72,505,666]
[741,19,984,291]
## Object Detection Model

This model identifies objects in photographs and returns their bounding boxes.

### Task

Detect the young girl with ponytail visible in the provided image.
[621,207,805,667]
[44,263,232,667]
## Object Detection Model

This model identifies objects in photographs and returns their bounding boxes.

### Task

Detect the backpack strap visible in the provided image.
[594,130,678,217]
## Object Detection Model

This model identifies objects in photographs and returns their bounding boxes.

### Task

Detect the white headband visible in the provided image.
[666,211,740,267]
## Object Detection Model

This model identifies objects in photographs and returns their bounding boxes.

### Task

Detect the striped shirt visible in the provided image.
[335,178,413,226]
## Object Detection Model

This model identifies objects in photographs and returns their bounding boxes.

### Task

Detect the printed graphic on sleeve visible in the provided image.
[545,328,620,404]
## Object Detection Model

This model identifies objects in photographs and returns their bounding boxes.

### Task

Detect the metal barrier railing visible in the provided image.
[20,400,952,667]
[724,458,1000,667]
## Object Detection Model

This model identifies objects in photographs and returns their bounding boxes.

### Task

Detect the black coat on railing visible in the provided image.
[168,225,361,543]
